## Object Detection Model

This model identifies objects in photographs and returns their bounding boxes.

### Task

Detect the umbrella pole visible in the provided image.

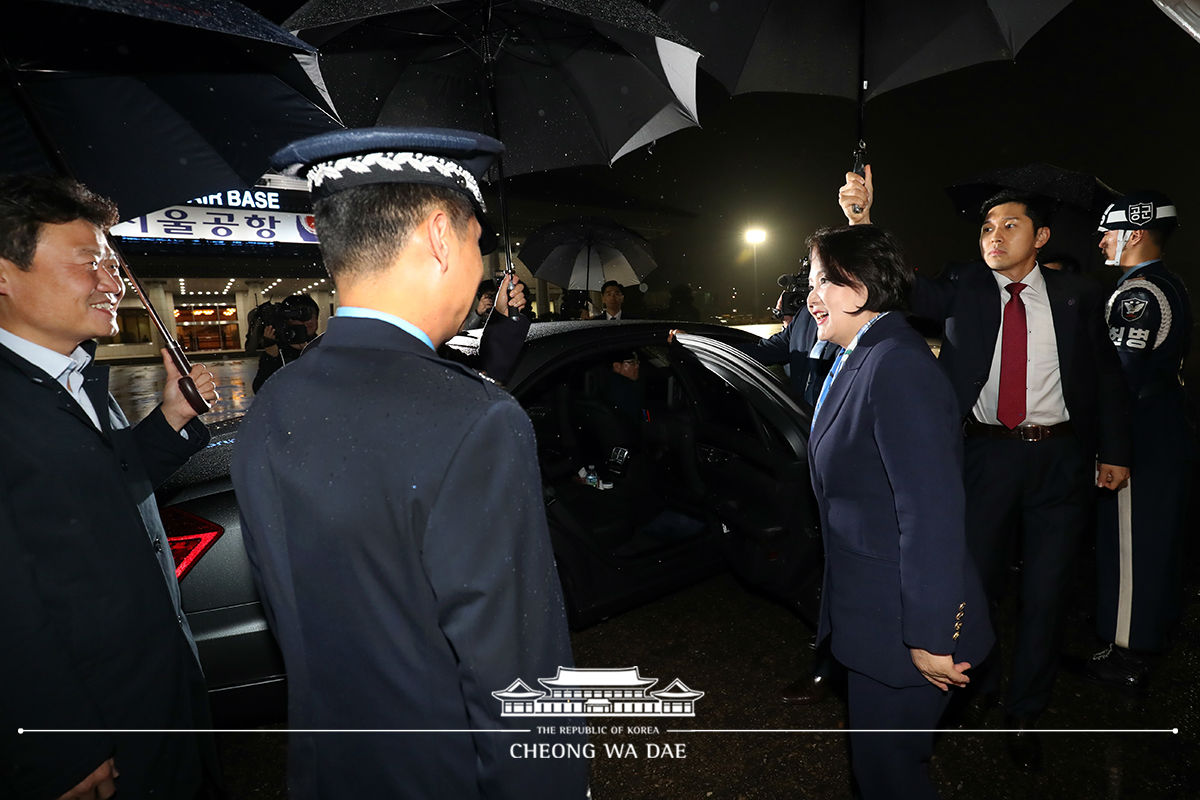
[2,52,209,413]
[850,0,868,214]
[483,0,521,322]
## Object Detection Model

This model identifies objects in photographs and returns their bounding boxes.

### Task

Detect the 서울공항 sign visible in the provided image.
[111,185,318,244]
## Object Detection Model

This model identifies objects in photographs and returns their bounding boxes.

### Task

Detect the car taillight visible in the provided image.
[160,506,224,581]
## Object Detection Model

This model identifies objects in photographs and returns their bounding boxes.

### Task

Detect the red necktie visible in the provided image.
[997,282,1028,429]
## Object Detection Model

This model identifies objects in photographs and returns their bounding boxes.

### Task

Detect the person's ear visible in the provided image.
[1034,226,1051,249]
[0,257,16,297]
[426,209,453,272]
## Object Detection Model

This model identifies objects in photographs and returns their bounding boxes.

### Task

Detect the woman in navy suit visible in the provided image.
[805,225,992,799]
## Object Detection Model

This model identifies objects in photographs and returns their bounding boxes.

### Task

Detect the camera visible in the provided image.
[770,259,810,320]
[246,298,316,352]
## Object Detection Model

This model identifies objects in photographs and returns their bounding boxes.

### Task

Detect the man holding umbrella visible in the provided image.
[0,175,221,799]
[232,128,586,798]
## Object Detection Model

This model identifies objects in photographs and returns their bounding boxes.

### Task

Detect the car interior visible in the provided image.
[519,341,822,628]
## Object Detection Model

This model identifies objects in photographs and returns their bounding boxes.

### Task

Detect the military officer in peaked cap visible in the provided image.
[230,128,587,799]
[1088,191,1195,689]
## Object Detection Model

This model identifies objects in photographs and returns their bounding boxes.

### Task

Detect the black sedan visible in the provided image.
[155,320,823,722]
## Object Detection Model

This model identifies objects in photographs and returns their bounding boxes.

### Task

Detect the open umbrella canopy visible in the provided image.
[1,0,342,219]
[657,0,1070,156]
[284,0,700,176]
[657,0,1071,101]
[946,162,1122,219]
[520,216,657,291]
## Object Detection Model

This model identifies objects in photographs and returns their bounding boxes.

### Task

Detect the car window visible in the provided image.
[671,332,809,459]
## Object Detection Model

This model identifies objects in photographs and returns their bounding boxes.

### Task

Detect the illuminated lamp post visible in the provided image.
[745,228,766,317]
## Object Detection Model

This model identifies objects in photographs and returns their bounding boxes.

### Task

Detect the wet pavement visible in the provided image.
[110,355,256,425]
[215,566,1199,799]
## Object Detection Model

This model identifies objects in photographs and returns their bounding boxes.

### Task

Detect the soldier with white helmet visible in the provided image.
[1089,190,1196,689]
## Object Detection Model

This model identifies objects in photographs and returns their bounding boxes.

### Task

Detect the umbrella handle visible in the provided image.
[851,140,867,215]
[501,265,521,321]
[110,237,211,415]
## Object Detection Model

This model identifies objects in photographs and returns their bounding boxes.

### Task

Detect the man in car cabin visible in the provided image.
[0,174,221,799]
[231,128,587,799]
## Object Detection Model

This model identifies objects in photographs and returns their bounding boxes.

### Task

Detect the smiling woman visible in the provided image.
[803,224,993,800]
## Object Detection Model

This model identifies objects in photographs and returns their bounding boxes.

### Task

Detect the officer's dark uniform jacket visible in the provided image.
[231,316,586,799]
[1097,258,1196,650]
[1105,259,1192,401]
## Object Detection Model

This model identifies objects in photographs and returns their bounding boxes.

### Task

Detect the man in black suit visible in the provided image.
[839,167,1131,769]
[232,129,587,798]
[593,279,632,319]
[0,175,220,798]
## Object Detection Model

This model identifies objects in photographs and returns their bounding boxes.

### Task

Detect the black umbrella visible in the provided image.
[2,0,341,218]
[1,0,343,411]
[284,0,700,284]
[946,162,1122,219]
[657,0,1071,165]
[519,216,656,291]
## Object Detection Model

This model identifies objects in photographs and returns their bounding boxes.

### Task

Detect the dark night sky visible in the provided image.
[503,0,1200,313]
[253,0,1200,315]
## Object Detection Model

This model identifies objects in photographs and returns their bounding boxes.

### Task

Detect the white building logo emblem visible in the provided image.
[492,667,704,717]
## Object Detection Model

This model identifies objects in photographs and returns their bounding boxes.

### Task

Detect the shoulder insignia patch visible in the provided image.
[1121,296,1148,321]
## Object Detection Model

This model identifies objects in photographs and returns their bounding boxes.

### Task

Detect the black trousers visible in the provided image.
[847,670,953,800]
[963,433,1091,718]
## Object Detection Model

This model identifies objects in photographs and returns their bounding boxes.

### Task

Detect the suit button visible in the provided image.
[154,538,163,553]
[956,611,965,620]
[959,602,966,610]
[955,621,963,630]
[953,632,961,641]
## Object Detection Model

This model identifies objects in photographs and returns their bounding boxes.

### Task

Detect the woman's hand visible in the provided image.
[909,648,972,692]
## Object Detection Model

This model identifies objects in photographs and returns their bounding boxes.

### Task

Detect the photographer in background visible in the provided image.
[460,279,496,331]
[738,266,835,405]
[250,293,320,393]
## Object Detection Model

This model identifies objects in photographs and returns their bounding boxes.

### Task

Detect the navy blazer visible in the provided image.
[911,261,1131,465]
[232,317,586,799]
[809,314,993,689]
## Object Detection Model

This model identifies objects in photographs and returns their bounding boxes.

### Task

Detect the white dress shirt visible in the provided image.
[971,265,1070,426]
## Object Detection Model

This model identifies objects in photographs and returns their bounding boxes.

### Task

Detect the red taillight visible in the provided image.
[160,506,224,581]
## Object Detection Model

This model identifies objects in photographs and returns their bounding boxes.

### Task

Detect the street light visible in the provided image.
[745,228,766,316]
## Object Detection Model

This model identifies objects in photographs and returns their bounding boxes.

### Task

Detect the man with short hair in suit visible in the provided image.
[0,174,220,799]
[594,279,631,319]
[232,128,586,798]
[839,167,1131,770]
